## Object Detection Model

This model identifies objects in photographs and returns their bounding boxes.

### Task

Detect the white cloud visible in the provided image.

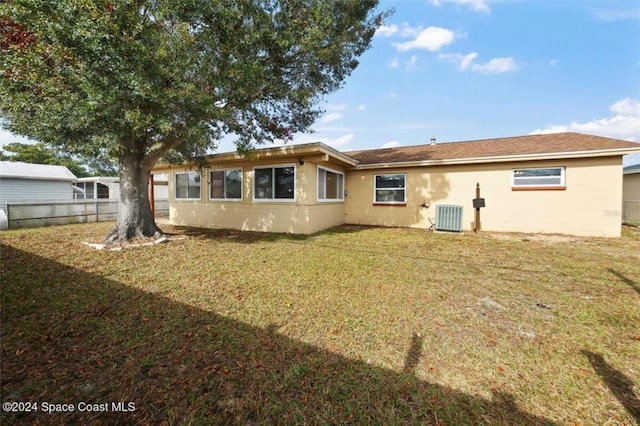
[393,27,455,52]
[590,7,640,22]
[0,129,36,149]
[389,57,400,69]
[320,112,343,124]
[356,104,366,111]
[287,132,355,149]
[430,0,491,13]
[459,52,479,70]
[326,103,348,112]
[471,57,519,74]
[611,97,640,117]
[375,24,399,37]
[530,98,640,142]
[381,141,402,148]
[405,55,421,71]
[439,52,518,74]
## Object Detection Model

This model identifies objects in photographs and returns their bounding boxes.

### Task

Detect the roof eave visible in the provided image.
[0,175,77,182]
[354,148,640,170]
[152,142,359,170]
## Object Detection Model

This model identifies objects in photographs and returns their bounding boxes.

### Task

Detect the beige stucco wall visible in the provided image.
[344,156,624,237]
[165,159,346,234]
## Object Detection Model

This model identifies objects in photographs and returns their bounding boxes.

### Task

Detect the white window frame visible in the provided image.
[252,164,296,202]
[209,168,243,201]
[512,167,566,189]
[174,171,202,201]
[373,173,407,204]
[317,166,345,202]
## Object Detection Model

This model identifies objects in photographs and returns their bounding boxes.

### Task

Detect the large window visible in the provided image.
[512,167,565,189]
[210,169,242,200]
[318,166,344,202]
[374,174,406,204]
[254,165,295,201]
[175,171,201,200]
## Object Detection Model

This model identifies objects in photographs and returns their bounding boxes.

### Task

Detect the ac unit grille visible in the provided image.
[435,204,463,232]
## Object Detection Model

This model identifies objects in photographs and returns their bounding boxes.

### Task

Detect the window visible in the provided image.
[175,171,201,200]
[210,169,242,200]
[318,167,344,202]
[254,165,295,201]
[512,167,565,189]
[374,174,406,204]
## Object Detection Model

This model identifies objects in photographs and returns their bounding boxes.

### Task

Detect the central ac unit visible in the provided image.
[435,204,463,232]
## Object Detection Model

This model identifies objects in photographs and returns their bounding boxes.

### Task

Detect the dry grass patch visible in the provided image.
[1,223,639,425]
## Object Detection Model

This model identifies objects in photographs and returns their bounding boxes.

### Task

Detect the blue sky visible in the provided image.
[2,0,639,164]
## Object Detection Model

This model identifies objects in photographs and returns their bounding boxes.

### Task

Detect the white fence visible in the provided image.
[4,199,169,229]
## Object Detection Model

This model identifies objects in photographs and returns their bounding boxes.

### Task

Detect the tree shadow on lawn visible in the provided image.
[582,351,640,422]
[607,268,640,297]
[168,224,378,245]
[1,244,554,425]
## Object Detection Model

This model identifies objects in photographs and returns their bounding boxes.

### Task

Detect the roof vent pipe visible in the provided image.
[430,138,436,145]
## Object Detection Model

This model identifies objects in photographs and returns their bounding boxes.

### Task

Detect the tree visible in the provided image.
[0,0,386,241]
[1,141,118,177]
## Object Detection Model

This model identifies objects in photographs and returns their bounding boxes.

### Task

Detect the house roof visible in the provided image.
[624,163,640,174]
[153,142,358,171]
[0,161,77,181]
[345,132,640,168]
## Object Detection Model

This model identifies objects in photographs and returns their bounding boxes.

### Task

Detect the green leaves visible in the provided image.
[1,0,386,160]
[1,0,387,238]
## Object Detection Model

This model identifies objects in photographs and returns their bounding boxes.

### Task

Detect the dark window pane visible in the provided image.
[255,168,272,199]
[210,171,224,198]
[326,171,338,199]
[515,168,561,178]
[226,170,242,199]
[275,167,294,199]
[376,174,405,188]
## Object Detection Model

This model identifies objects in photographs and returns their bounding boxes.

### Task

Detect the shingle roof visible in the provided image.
[344,132,640,165]
[0,161,77,181]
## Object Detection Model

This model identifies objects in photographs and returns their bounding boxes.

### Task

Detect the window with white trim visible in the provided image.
[254,165,295,201]
[175,171,201,200]
[512,167,565,188]
[318,166,344,202]
[374,173,406,204]
[210,169,242,200]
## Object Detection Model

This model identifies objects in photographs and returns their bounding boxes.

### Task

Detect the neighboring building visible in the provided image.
[73,175,169,201]
[74,177,120,200]
[153,132,640,238]
[0,161,77,213]
[623,163,640,223]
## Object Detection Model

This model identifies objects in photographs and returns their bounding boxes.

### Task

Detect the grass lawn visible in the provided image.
[1,222,639,425]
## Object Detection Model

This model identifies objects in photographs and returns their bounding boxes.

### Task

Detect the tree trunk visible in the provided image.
[106,152,164,242]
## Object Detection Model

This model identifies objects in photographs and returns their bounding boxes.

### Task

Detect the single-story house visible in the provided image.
[0,161,77,214]
[153,132,640,238]
[622,163,640,222]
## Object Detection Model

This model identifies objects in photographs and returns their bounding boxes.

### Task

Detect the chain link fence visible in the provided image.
[4,199,169,229]
[623,200,640,224]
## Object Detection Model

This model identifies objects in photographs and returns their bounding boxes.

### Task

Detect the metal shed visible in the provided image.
[0,161,78,214]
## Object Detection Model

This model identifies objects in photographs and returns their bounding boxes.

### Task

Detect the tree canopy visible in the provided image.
[1,142,118,177]
[0,0,387,240]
